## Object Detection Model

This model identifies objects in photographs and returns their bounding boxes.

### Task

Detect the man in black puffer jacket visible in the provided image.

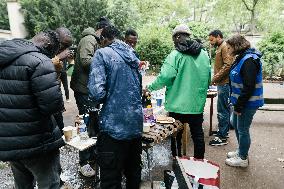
[0,31,65,189]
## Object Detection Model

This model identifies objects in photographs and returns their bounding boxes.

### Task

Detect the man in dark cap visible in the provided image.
[70,17,111,177]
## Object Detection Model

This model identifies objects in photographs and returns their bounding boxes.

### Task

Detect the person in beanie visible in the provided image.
[0,31,64,188]
[70,17,111,177]
[146,24,211,159]
[225,34,263,167]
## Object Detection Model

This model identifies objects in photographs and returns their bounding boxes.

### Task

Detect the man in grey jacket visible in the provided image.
[70,17,110,177]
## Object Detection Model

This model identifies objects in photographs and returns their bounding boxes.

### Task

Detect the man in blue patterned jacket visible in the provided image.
[88,25,143,189]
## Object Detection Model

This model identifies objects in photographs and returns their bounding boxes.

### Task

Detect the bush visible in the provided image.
[20,0,108,43]
[0,0,9,30]
[136,21,211,72]
[20,0,141,43]
[136,25,173,72]
[258,32,284,79]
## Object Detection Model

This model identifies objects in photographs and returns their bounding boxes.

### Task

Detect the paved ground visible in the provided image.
[0,77,284,189]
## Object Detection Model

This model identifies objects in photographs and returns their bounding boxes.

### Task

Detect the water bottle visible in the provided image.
[156,91,163,107]
[78,120,88,141]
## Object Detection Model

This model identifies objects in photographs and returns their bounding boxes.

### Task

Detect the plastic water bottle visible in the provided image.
[78,120,88,141]
[156,91,163,107]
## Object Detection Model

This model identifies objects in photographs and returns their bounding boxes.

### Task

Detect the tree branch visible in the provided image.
[241,0,253,11]
[253,0,260,8]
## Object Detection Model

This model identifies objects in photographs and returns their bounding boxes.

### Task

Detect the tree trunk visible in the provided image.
[250,9,256,34]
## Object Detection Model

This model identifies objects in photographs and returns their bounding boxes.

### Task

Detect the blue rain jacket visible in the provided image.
[88,40,143,140]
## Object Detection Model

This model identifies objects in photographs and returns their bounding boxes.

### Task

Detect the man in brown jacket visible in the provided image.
[208,30,234,146]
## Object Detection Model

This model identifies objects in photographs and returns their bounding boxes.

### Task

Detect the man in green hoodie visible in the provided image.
[147,24,211,159]
[70,17,110,177]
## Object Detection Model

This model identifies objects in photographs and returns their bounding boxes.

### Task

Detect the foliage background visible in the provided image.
[20,0,108,43]
[1,0,284,76]
[0,0,9,30]
[258,31,284,79]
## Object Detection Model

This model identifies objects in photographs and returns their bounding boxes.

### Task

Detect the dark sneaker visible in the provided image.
[212,131,229,138]
[209,137,228,146]
[211,131,218,136]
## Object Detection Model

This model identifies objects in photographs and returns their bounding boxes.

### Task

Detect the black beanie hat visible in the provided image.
[96,17,111,30]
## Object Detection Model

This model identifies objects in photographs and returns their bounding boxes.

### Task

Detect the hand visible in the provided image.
[143,87,150,96]
[234,111,241,116]
[95,28,103,37]
[68,50,75,59]
[57,49,72,60]
[139,61,149,70]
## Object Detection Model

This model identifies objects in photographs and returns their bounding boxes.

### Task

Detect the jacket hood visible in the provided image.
[109,40,139,69]
[175,39,202,56]
[0,39,40,68]
[82,27,96,37]
[244,48,262,58]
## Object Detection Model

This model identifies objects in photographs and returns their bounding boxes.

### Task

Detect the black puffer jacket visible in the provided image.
[0,39,65,161]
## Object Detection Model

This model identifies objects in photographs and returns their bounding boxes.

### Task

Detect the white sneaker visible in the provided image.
[79,164,96,177]
[227,150,239,158]
[225,156,248,167]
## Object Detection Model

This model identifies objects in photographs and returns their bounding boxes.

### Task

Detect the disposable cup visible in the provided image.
[143,123,151,133]
[63,126,73,142]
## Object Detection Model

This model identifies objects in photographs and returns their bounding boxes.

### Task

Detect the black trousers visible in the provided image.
[96,133,142,189]
[10,150,61,189]
[60,71,69,100]
[169,112,205,159]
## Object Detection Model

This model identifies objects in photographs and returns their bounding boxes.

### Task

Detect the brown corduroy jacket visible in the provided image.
[212,41,234,85]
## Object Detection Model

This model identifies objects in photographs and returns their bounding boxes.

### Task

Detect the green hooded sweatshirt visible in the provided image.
[70,27,99,94]
[148,49,211,114]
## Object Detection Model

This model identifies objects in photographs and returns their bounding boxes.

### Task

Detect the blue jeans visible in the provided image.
[232,107,257,159]
[216,84,230,138]
[10,150,61,189]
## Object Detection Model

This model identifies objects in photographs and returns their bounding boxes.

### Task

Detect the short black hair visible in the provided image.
[209,30,223,38]
[96,17,111,30]
[101,25,121,40]
[44,30,60,56]
[125,28,138,37]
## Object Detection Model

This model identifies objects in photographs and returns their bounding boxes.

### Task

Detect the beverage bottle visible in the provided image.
[156,91,163,107]
[78,120,88,141]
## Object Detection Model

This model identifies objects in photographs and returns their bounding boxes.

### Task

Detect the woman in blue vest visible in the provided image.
[225,34,264,167]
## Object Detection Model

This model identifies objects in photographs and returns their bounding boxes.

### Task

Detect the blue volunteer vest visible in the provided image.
[230,53,264,108]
